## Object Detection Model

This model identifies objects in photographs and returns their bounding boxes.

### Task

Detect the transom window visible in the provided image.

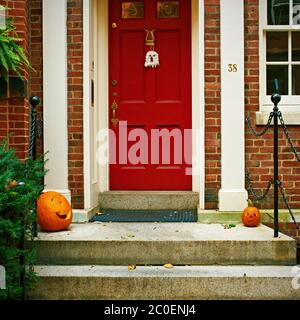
[260,0,300,110]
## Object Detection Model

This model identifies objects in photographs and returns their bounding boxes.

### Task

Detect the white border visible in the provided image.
[85,0,205,208]
[83,0,91,208]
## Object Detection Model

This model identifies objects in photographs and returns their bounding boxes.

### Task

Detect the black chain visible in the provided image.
[245,112,274,137]
[278,111,300,163]
[245,170,273,201]
[277,180,300,232]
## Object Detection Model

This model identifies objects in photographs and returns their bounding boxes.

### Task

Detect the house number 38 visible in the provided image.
[228,64,238,72]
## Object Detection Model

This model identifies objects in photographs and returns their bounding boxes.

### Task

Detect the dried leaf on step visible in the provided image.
[128,264,136,270]
[127,233,135,238]
[97,212,105,215]
[164,263,174,269]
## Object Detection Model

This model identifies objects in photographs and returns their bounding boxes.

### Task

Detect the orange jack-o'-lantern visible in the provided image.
[37,191,72,231]
[242,199,261,227]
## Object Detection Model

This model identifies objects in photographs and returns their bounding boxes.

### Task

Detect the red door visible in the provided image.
[109,0,192,190]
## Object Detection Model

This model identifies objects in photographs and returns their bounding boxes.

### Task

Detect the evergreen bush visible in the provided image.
[0,140,46,300]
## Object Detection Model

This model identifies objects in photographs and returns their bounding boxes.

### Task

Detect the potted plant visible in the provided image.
[0,8,32,97]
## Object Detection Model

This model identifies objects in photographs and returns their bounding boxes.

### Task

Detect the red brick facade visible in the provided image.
[67,0,84,209]
[244,0,300,210]
[204,0,221,209]
[30,0,43,155]
[1,0,300,217]
[0,0,30,160]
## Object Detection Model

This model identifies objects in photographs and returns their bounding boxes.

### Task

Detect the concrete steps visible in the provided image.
[27,265,300,300]
[35,223,296,266]
[28,223,299,300]
[99,191,199,210]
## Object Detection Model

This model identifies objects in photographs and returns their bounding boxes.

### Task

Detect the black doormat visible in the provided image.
[90,209,198,223]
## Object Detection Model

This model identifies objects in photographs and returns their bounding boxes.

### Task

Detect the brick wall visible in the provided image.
[265,222,299,238]
[67,0,84,209]
[30,0,43,155]
[244,0,300,210]
[2,0,300,211]
[0,0,30,160]
[204,0,221,209]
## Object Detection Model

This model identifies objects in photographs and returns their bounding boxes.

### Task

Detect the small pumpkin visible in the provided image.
[37,191,72,232]
[242,199,261,227]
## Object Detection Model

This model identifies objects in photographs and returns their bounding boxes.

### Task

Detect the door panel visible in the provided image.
[109,0,192,190]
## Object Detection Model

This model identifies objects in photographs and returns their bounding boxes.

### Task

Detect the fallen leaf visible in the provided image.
[128,264,136,270]
[127,233,135,238]
[164,263,174,269]
[97,212,105,215]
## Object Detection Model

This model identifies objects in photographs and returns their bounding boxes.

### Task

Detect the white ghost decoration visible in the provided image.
[144,50,160,68]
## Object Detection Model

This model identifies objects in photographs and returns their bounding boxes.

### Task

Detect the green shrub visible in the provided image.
[0,140,46,300]
[0,10,32,81]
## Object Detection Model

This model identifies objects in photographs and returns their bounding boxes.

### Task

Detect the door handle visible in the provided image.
[111,99,119,127]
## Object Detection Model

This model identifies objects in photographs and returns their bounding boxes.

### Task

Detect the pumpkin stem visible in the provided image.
[247,199,254,207]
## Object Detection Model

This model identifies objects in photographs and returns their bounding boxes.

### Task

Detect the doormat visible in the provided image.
[90,209,198,223]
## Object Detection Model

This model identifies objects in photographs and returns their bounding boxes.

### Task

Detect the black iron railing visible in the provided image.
[246,81,300,238]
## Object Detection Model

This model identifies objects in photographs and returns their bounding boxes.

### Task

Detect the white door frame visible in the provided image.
[83,0,205,209]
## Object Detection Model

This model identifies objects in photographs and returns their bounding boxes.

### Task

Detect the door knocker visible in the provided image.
[144,29,160,68]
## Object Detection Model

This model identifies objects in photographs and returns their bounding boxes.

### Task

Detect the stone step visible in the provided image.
[98,191,199,210]
[27,265,300,300]
[35,223,297,266]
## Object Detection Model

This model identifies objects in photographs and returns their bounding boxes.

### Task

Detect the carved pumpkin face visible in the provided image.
[37,191,72,232]
[242,201,261,227]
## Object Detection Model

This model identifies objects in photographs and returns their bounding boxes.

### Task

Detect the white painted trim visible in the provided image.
[97,0,109,192]
[219,0,248,211]
[259,0,300,115]
[83,0,91,209]
[256,111,300,125]
[42,0,71,202]
[83,0,101,209]
[192,0,205,209]
[72,206,98,223]
[95,0,205,205]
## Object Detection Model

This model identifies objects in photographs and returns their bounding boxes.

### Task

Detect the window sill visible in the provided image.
[255,111,300,126]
